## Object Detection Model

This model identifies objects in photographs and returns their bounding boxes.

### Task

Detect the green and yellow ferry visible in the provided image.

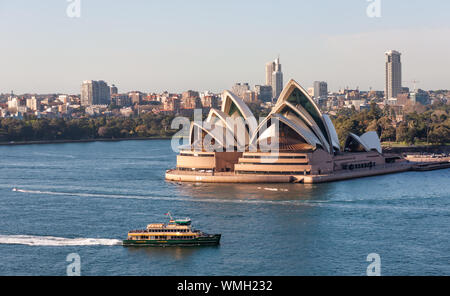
[123,212,221,247]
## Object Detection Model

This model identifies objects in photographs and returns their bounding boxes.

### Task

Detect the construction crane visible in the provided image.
[403,80,420,92]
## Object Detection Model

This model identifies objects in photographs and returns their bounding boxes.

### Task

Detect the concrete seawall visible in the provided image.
[303,163,413,183]
[165,171,293,183]
[165,162,419,184]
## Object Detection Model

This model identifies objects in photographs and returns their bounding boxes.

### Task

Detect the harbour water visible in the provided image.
[0,140,449,275]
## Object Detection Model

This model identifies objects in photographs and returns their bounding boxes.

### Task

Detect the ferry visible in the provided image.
[123,212,221,247]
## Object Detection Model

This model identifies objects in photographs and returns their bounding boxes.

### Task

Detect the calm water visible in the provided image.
[0,140,449,275]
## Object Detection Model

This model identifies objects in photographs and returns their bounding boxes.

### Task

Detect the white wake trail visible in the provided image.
[0,235,122,246]
[13,188,308,206]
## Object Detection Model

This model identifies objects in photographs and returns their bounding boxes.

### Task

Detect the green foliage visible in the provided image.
[331,103,449,146]
[0,113,178,142]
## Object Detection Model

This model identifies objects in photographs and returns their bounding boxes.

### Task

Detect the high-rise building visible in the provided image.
[7,97,19,110]
[112,94,132,107]
[313,81,328,99]
[200,93,219,109]
[410,89,430,105]
[272,58,283,100]
[385,50,402,99]
[128,91,142,105]
[265,61,275,87]
[182,90,200,100]
[181,90,202,109]
[164,97,181,113]
[243,90,257,103]
[231,83,250,99]
[265,57,283,100]
[254,85,273,102]
[110,84,118,95]
[26,96,40,111]
[81,80,111,106]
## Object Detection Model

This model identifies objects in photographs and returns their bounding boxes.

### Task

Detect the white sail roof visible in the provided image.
[221,90,258,136]
[189,121,236,151]
[322,114,341,152]
[360,131,382,154]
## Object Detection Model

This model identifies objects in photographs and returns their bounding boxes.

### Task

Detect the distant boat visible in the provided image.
[12,187,18,192]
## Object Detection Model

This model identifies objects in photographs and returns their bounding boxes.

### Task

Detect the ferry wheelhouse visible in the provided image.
[123,213,221,247]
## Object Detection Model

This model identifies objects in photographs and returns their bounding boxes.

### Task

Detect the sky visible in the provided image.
[0,0,449,94]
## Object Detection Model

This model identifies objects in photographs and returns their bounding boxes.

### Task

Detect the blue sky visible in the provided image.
[1,0,449,94]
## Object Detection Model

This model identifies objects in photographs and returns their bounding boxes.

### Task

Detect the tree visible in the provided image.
[98,126,112,138]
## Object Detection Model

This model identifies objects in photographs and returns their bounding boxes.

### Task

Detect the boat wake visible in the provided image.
[12,187,309,206]
[258,187,289,192]
[0,235,122,246]
[9,188,445,213]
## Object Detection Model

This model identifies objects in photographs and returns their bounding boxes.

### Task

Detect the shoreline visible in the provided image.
[0,137,175,146]
[1,138,448,154]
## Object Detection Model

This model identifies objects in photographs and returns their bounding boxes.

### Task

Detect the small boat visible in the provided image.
[123,212,221,247]
[12,187,18,192]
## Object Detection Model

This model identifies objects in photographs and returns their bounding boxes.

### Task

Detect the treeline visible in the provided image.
[0,113,178,142]
[1,103,449,145]
[332,101,450,146]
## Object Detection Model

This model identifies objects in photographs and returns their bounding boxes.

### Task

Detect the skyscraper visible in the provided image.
[265,61,275,87]
[313,81,328,99]
[81,80,111,106]
[265,57,283,100]
[385,50,402,99]
[272,57,283,100]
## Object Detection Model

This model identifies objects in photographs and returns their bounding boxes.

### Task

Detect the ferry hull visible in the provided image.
[122,234,221,247]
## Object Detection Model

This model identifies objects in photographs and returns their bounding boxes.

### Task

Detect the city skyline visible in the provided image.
[1,0,450,94]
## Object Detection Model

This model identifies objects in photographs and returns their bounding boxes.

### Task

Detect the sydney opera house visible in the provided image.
[165,79,411,183]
